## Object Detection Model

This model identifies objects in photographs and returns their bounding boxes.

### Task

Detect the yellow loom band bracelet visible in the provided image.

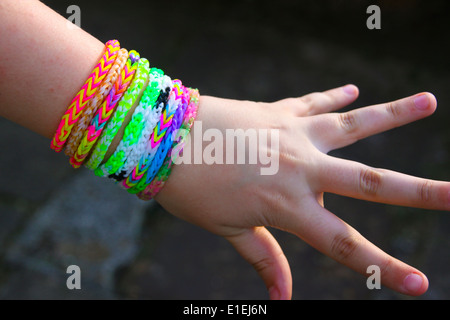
[50,40,120,152]
[64,48,128,157]
[69,47,134,168]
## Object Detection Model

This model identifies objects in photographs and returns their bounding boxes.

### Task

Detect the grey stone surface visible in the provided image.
[1,169,146,299]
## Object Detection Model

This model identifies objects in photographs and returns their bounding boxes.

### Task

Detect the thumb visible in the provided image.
[225,226,292,300]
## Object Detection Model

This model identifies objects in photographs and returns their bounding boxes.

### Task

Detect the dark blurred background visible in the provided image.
[0,0,449,300]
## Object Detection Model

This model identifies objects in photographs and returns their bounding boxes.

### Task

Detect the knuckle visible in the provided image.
[377,257,394,281]
[300,93,321,114]
[330,233,360,261]
[300,92,321,105]
[322,91,336,104]
[417,180,433,203]
[252,255,277,275]
[385,101,402,118]
[359,167,382,196]
[338,111,358,133]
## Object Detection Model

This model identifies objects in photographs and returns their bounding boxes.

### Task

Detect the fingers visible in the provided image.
[275,84,359,116]
[307,92,437,153]
[316,155,450,211]
[280,196,429,296]
[225,227,292,300]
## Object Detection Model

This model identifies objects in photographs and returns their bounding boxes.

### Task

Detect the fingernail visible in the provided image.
[343,84,356,95]
[414,94,429,110]
[268,286,280,300]
[403,273,423,293]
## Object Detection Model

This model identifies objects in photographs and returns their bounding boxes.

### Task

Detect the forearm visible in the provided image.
[0,0,104,139]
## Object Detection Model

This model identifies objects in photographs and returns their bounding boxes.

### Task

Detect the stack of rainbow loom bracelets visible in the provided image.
[50,40,200,200]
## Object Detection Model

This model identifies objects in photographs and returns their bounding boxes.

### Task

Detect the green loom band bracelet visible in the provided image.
[84,54,148,170]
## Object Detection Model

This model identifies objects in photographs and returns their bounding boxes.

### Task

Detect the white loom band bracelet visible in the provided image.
[94,67,165,178]
[117,75,173,179]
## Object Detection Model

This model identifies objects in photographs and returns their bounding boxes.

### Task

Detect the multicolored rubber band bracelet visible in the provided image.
[106,69,169,181]
[137,88,200,200]
[84,51,146,170]
[64,47,128,157]
[120,80,183,190]
[128,82,190,194]
[141,84,190,187]
[114,75,173,180]
[128,50,140,65]
[69,48,135,168]
[50,40,120,152]
[94,67,164,178]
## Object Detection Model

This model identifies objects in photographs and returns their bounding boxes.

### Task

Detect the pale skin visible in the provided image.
[1,0,449,300]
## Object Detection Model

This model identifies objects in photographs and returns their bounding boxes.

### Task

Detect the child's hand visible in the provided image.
[155,84,448,299]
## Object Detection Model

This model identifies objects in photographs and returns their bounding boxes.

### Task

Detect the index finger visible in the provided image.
[307,92,437,153]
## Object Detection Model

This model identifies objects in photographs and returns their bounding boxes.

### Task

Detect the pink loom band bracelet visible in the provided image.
[69,48,136,168]
[64,47,128,157]
[137,88,200,200]
[50,40,120,152]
